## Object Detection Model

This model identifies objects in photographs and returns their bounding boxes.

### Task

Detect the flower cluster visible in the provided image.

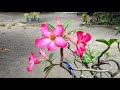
[27,18,91,73]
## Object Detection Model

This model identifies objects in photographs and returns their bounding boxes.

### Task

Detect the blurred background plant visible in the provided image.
[82,12,89,24]
[114,26,120,35]
[90,12,120,25]
[24,12,40,22]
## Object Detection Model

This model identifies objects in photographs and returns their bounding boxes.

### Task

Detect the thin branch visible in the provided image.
[60,63,77,78]
[60,48,77,78]
[98,46,110,63]
[72,66,112,73]
[105,59,120,77]
[89,72,98,78]
[118,42,120,52]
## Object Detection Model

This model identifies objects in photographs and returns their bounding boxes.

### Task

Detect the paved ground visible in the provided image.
[0,12,120,78]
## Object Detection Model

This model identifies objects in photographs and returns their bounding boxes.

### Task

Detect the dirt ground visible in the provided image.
[0,12,120,78]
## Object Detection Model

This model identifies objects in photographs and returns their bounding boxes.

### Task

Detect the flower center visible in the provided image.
[50,35,56,41]
[77,41,81,45]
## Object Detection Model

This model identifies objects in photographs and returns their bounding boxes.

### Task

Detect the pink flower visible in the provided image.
[74,31,91,58]
[27,52,41,72]
[64,31,91,58]
[35,23,67,51]
[56,17,60,25]
[39,49,49,60]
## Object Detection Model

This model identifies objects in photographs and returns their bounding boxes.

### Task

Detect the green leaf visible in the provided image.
[82,54,92,63]
[45,66,53,74]
[104,52,110,59]
[41,60,47,64]
[108,39,118,46]
[68,28,82,35]
[96,39,109,46]
[47,23,54,30]
[114,27,120,30]
[44,65,51,72]
[63,20,72,31]
[49,52,54,61]
[116,30,120,35]
[44,65,53,74]
[87,44,90,50]
[90,50,94,55]
[92,52,101,61]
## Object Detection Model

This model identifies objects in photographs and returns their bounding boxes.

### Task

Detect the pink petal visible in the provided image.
[29,52,34,60]
[74,46,84,58]
[77,31,84,41]
[82,33,91,43]
[77,47,84,58]
[79,50,84,58]
[34,59,41,64]
[55,37,67,48]
[27,63,34,72]
[39,49,49,60]
[40,24,52,37]
[64,33,77,45]
[35,38,51,48]
[52,25,64,36]
[74,48,79,54]
[56,17,60,25]
[79,43,86,51]
[48,42,56,51]
[28,59,34,64]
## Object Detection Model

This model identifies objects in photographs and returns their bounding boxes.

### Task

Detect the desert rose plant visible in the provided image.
[27,17,120,78]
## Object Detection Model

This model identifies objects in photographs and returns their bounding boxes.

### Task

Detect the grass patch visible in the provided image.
[7,26,11,29]
[11,23,16,26]
[0,23,6,27]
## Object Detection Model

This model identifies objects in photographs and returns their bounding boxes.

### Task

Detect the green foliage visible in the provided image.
[91,12,120,25]
[82,12,89,23]
[24,12,40,22]
[114,26,120,35]
[96,39,118,47]
[49,52,54,61]
[82,44,101,63]
[41,60,48,64]
[108,39,118,46]
[82,53,91,63]
[24,13,29,18]
[47,23,55,30]
[63,20,72,31]
[44,65,53,74]
[96,39,109,46]
[104,52,110,59]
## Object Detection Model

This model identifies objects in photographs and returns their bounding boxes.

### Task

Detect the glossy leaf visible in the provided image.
[92,52,101,61]
[96,39,109,46]
[44,65,53,74]
[116,30,120,35]
[114,27,120,30]
[49,52,54,61]
[41,60,47,64]
[47,23,54,30]
[82,53,91,63]
[63,20,72,31]
[108,39,118,46]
